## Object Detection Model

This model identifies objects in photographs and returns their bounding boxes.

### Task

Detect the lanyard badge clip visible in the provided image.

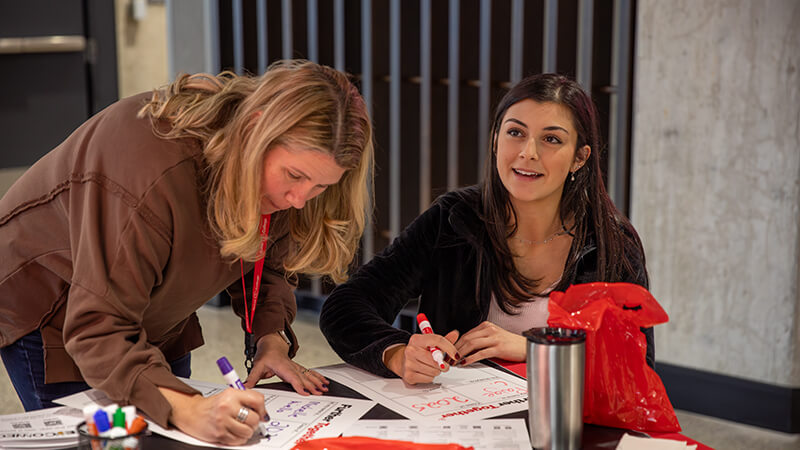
[244,332,256,375]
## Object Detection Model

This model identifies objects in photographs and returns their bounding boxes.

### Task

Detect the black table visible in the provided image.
[72,365,644,449]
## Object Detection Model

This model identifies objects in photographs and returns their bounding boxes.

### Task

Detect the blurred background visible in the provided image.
[0,1,798,448]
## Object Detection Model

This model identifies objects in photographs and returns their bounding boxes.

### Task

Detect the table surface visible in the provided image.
[69,365,645,449]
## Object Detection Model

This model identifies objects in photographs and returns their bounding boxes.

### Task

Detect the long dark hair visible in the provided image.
[480,73,647,313]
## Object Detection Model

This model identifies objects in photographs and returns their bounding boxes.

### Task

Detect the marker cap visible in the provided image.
[113,408,126,428]
[217,356,234,374]
[93,409,111,433]
[127,416,148,435]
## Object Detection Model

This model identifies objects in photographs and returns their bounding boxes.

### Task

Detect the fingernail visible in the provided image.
[455,353,462,360]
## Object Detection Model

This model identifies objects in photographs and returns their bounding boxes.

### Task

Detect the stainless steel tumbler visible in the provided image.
[523,327,586,450]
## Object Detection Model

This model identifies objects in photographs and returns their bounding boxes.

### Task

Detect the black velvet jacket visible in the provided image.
[320,186,654,377]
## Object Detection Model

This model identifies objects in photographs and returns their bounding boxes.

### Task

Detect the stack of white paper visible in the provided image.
[0,406,83,449]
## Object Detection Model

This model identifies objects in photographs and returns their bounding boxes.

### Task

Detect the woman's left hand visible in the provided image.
[454,321,527,366]
[243,332,329,394]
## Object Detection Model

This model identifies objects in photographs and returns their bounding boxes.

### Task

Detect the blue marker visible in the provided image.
[93,409,111,436]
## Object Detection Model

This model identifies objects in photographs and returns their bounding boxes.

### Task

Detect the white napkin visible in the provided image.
[616,433,698,450]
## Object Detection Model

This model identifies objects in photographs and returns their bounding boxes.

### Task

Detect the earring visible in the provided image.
[570,172,576,182]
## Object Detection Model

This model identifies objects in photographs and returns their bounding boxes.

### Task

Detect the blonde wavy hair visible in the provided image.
[138,60,373,283]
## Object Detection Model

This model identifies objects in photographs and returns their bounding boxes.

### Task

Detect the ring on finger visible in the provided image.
[302,368,311,375]
[236,407,249,423]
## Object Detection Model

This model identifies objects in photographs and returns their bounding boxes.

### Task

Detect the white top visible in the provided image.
[487,282,558,335]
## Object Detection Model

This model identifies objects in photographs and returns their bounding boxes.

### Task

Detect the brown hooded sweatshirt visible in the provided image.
[0,93,297,427]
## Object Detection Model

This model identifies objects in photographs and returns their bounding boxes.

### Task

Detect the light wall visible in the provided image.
[114,0,169,98]
[631,0,800,386]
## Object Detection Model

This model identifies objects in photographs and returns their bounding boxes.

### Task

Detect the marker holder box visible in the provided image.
[77,420,149,450]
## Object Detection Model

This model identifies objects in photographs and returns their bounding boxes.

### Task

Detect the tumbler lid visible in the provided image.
[523,327,586,345]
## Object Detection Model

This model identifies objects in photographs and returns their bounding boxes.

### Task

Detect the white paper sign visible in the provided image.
[316,363,528,423]
[55,378,375,449]
[0,406,83,449]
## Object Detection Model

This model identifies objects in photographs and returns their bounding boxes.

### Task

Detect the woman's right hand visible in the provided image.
[159,386,266,446]
[383,330,460,384]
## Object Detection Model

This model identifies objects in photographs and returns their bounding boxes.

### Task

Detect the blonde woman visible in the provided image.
[0,60,373,445]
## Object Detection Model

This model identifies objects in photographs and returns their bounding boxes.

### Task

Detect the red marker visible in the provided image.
[416,313,447,370]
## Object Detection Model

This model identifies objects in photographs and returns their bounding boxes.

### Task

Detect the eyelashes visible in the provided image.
[543,135,562,145]
[507,127,524,138]
[505,127,563,145]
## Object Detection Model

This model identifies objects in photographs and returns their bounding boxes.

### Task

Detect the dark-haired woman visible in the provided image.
[320,73,652,384]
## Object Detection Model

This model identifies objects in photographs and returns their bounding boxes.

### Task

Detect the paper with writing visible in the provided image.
[54,378,374,449]
[316,363,528,423]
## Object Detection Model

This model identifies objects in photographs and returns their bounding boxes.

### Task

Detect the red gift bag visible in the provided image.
[547,282,680,432]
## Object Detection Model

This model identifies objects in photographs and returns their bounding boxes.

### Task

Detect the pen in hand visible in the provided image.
[217,356,270,437]
[416,313,447,370]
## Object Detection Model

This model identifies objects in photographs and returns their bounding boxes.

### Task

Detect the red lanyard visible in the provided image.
[240,214,271,333]
[240,214,271,372]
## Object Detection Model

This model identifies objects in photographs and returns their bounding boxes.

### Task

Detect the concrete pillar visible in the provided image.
[631,0,800,430]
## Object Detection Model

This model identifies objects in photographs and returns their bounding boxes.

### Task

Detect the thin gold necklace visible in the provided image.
[511,224,570,245]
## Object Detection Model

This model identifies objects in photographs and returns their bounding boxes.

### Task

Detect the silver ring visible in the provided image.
[302,368,310,375]
[236,407,249,423]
